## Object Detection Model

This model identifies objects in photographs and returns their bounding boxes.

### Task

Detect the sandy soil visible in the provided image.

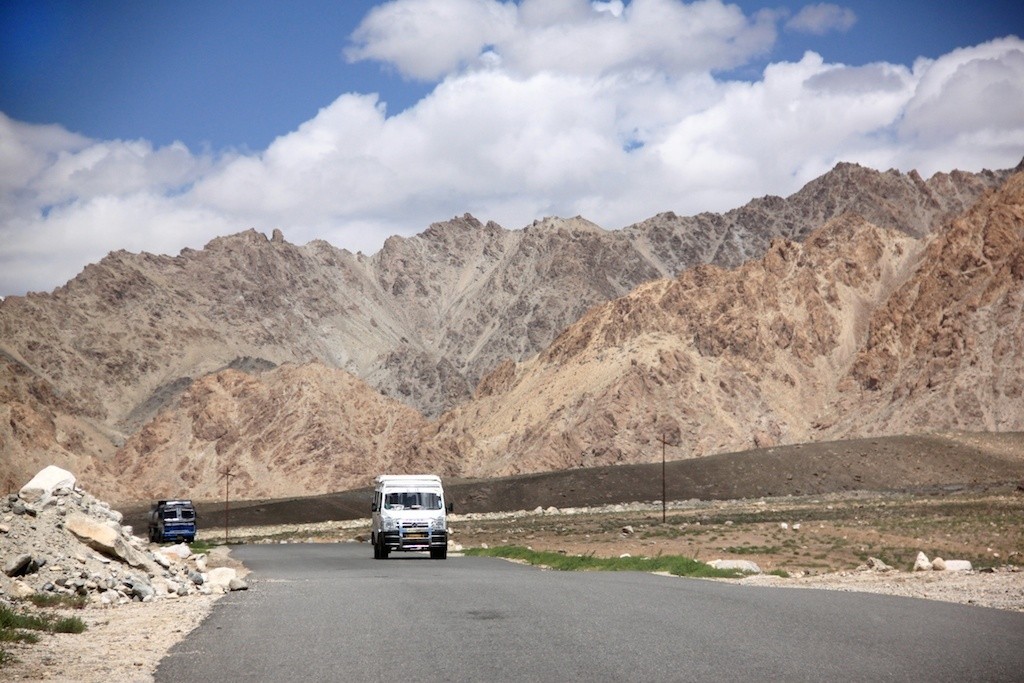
[2,547,247,682]
[2,595,218,682]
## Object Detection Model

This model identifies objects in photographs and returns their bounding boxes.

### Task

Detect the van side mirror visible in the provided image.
[371,502,379,512]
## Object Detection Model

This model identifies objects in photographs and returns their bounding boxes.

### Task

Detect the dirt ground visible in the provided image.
[446,489,1024,576]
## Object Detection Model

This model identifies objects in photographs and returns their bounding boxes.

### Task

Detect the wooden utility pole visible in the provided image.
[657,433,673,523]
[218,465,236,544]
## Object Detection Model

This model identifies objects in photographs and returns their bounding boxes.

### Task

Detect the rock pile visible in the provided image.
[913,552,973,572]
[1,466,247,605]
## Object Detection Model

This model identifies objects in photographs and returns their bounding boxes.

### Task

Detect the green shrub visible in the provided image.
[0,603,86,655]
[52,616,86,634]
[189,540,217,554]
[464,546,745,578]
[26,594,87,609]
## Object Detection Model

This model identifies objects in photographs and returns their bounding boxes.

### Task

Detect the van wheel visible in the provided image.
[373,540,382,559]
[430,547,447,560]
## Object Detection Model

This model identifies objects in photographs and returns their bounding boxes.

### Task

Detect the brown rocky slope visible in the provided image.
[112,363,428,501]
[414,170,1024,478]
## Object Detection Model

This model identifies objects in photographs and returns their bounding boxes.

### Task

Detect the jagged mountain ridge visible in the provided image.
[411,170,1024,478]
[2,162,1004,422]
[0,161,1018,499]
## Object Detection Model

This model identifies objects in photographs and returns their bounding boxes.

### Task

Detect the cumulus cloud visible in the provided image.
[1,0,1023,297]
[345,0,516,81]
[347,0,778,78]
[785,3,857,35]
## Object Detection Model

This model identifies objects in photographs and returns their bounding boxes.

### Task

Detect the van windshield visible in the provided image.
[384,492,442,510]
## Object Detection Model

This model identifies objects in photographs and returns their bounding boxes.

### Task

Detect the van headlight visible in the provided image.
[382,515,396,531]
[430,515,446,531]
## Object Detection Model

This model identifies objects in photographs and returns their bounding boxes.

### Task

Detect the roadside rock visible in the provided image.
[0,465,227,607]
[19,465,76,505]
[65,512,119,551]
[863,557,894,572]
[939,559,973,572]
[710,559,762,574]
[203,565,249,593]
[205,566,240,593]
[914,552,933,572]
[4,553,35,577]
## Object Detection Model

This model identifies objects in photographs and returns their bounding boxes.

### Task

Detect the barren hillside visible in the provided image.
[837,173,1024,434]
[415,171,1024,478]
[110,363,429,501]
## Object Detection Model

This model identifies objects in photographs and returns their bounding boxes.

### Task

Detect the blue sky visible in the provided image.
[1,0,1023,296]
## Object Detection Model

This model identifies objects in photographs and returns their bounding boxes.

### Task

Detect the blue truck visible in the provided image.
[147,499,197,543]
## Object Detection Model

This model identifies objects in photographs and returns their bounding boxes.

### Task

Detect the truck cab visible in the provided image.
[148,499,197,543]
[371,475,451,559]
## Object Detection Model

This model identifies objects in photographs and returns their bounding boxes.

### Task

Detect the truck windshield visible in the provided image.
[162,508,195,520]
[384,492,442,510]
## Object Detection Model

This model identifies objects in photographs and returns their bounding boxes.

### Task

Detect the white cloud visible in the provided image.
[902,38,1024,142]
[346,0,778,79]
[1,0,1023,297]
[345,0,517,81]
[785,3,857,35]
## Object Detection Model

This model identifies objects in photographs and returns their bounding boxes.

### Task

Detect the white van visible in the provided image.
[371,474,452,560]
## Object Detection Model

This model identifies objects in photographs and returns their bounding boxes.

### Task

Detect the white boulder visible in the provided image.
[913,552,933,572]
[165,542,193,560]
[152,551,173,569]
[19,465,76,505]
[709,559,762,574]
[204,566,238,592]
[940,559,973,572]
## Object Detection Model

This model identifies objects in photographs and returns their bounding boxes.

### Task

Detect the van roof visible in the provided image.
[374,474,442,485]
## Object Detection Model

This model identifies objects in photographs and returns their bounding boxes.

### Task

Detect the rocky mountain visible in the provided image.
[415,169,1024,477]
[0,160,1019,501]
[839,171,1024,433]
[112,364,428,501]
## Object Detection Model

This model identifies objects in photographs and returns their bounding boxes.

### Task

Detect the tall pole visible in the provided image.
[658,433,670,523]
[218,465,235,545]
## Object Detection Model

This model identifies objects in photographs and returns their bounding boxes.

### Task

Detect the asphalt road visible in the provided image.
[156,544,1024,682]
